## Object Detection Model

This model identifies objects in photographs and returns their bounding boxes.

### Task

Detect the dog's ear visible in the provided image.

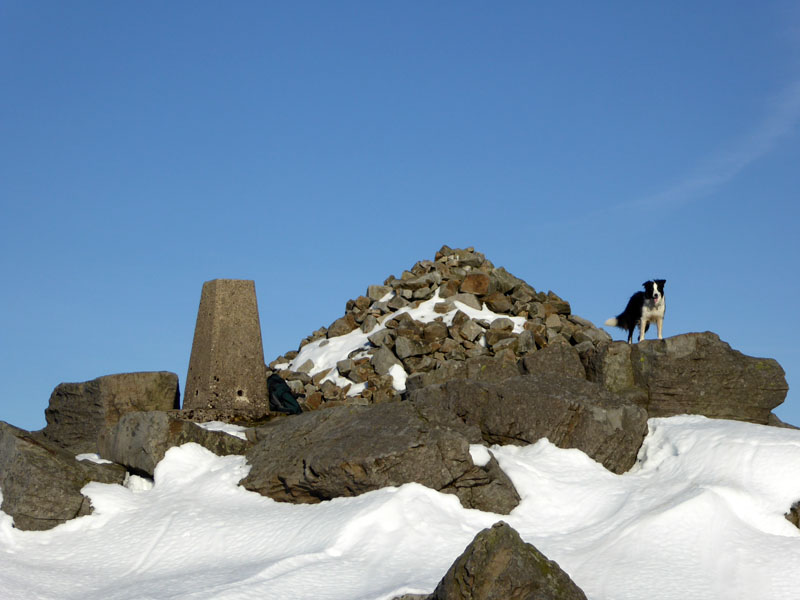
[655,279,666,288]
[641,281,650,289]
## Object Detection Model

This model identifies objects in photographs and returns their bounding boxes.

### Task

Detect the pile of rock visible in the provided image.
[267,245,612,409]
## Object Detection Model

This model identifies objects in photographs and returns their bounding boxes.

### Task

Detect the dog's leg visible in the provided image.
[639,319,646,342]
[657,317,663,339]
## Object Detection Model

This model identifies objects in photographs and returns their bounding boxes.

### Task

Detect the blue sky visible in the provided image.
[2,2,799,430]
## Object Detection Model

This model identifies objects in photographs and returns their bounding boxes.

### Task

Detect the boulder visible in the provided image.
[40,371,180,455]
[430,521,588,600]
[241,402,520,513]
[97,411,252,476]
[371,347,404,376]
[405,355,522,392]
[0,422,126,531]
[328,314,358,338]
[520,344,586,380]
[460,273,492,296]
[408,374,648,474]
[586,333,788,424]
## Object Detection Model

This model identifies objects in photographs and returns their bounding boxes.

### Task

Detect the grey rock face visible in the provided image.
[98,411,252,476]
[40,371,180,455]
[520,344,586,380]
[0,422,126,531]
[586,332,789,424]
[408,374,648,474]
[241,402,520,513]
[431,521,588,600]
[405,355,522,392]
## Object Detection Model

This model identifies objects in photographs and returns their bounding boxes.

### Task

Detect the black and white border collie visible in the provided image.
[605,279,666,343]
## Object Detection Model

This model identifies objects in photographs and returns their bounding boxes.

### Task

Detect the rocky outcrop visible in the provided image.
[241,402,520,514]
[5,246,791,533]
[268,246,612,411]
[0,422,126,531]
[585,332,788,424]
[408,374,648,474]
[40,371,180,455]
[98,411,252,476]
[429,521,587,600]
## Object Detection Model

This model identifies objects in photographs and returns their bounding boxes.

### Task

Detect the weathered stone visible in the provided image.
[403,355,439,373]
[311,368,332,386]
[360,314,379,333]
[413,287,434,300]
[281,369,311,385]
[483,292,513,314]
[411,260,435,275]
[424,321,449,343]
[98,411,251,476]
[368,328,396,349]
[296,359,314,374]
[465,344,491,359]
[0,422,126,531]
[517,330,537,354]
[490,267,522,295]
[451,293,482,311]
[405,355,522,392]
[396,335,427,360]
[336,359,354,377]
[241,403,519,513]
[489,317,514,331]
[409,374,648,474]
[367,284,392,301]
[371,347,404,376]
[490,336,519,354]
[431,521,587,600]
[586,333,788,424]
[572,326,612,345]
[544,292,571,315]
[437,247,485,268]
[545,313,562,331]
[397,272,443,292]
[184,279,268,413]
[437,279,461,299]
[40,371,180,455]
[460,273,492,296]
[328,314,358,337]
[485,328,515,348]
[459,319,485,343]
[321,380,341,400]
[387,295,410,310]
[521,344,586,380]
[434,301,455,314]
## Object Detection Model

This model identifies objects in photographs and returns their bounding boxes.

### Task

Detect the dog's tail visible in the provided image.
[604,317,618,327]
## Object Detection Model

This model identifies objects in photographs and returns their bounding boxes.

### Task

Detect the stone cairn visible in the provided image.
[267,245,612,411]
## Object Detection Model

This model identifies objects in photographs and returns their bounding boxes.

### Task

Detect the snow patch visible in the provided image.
[1,419,799,599]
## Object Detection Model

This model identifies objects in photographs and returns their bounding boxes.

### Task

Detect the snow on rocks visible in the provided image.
[270,245,611,410]
[1,418,800,599]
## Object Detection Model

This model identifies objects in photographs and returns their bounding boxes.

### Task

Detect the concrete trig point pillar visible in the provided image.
[184,279,268,412]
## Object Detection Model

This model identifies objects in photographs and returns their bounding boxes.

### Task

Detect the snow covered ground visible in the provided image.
[1,416,800,599]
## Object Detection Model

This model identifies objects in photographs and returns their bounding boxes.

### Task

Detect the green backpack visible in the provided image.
[267,374,303,415]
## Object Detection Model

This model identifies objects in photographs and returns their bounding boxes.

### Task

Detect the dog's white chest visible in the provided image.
[643,298,666,321]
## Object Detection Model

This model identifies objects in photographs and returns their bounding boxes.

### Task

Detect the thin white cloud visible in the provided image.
[640,80,800,210]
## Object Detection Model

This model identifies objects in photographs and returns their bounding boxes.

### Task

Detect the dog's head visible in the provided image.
[643,279,666,304]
